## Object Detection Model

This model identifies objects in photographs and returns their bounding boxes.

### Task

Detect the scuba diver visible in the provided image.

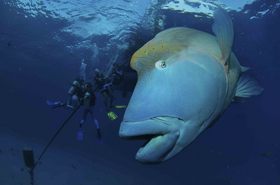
[108,63,127,108]
[66,78,84,108]
[47,60,102,141]
[46,78,84,109]
[66,59,87,109]
[93,68,118,121]
[77,82,102,141]
[47,60,87,109]
[110,63,124,86]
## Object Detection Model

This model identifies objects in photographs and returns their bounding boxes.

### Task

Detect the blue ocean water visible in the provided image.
[0,0,279,185]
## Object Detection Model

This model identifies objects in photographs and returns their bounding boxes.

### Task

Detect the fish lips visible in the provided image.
[119,117,182,163]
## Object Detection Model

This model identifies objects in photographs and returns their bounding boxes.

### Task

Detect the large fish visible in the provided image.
[119,9,263,163]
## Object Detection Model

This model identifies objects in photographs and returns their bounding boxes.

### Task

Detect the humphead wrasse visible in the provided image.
[119,9,263,163]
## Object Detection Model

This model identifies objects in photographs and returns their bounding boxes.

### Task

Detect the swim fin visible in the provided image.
[46,100,55,106]
[76,129,84,141]
[113,105,127,109]
[46,100,65,109]
[107,111,118,121]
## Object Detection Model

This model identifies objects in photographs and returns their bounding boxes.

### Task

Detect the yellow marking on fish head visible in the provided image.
[130,39,183,72]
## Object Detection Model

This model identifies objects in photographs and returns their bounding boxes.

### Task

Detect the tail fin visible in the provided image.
[212,8,234,64]
[235,75,264,98]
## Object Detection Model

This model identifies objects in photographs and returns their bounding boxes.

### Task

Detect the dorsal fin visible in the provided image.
[212,8,234,65]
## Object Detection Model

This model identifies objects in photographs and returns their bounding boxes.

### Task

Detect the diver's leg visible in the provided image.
[80,108,90,128]
[107,86,114,107]
[89,110,99,129]
[89,111,102,140]
[73,95,80,108]
[105,87,115,109]
[109,93,114,108]
[102,90,118,121]
[102,91,110,111]
[67,94,79,109]
[67,94,72,106]
[77,108,89,141]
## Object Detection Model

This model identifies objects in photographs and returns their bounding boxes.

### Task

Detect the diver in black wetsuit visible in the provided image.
[47,60,87,109]
[47,60,102,141]
[93,68,118,120]
[111,63,124,86]
[77,82,101,140]
[46,78,84,109]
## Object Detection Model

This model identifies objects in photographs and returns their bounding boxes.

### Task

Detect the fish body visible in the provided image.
[119,9,263,163]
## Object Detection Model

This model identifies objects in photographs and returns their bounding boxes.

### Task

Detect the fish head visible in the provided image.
[119,34,226,163]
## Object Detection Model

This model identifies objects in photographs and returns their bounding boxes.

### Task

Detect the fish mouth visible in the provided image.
[119,117,182,163]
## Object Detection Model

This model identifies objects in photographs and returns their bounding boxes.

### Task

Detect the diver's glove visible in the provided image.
[107,111,118,120]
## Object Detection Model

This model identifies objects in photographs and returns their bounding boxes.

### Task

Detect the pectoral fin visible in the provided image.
[235,75,264,99]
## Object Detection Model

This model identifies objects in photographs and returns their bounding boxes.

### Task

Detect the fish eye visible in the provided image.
[161,61,166,68]
[155,60,167,70]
